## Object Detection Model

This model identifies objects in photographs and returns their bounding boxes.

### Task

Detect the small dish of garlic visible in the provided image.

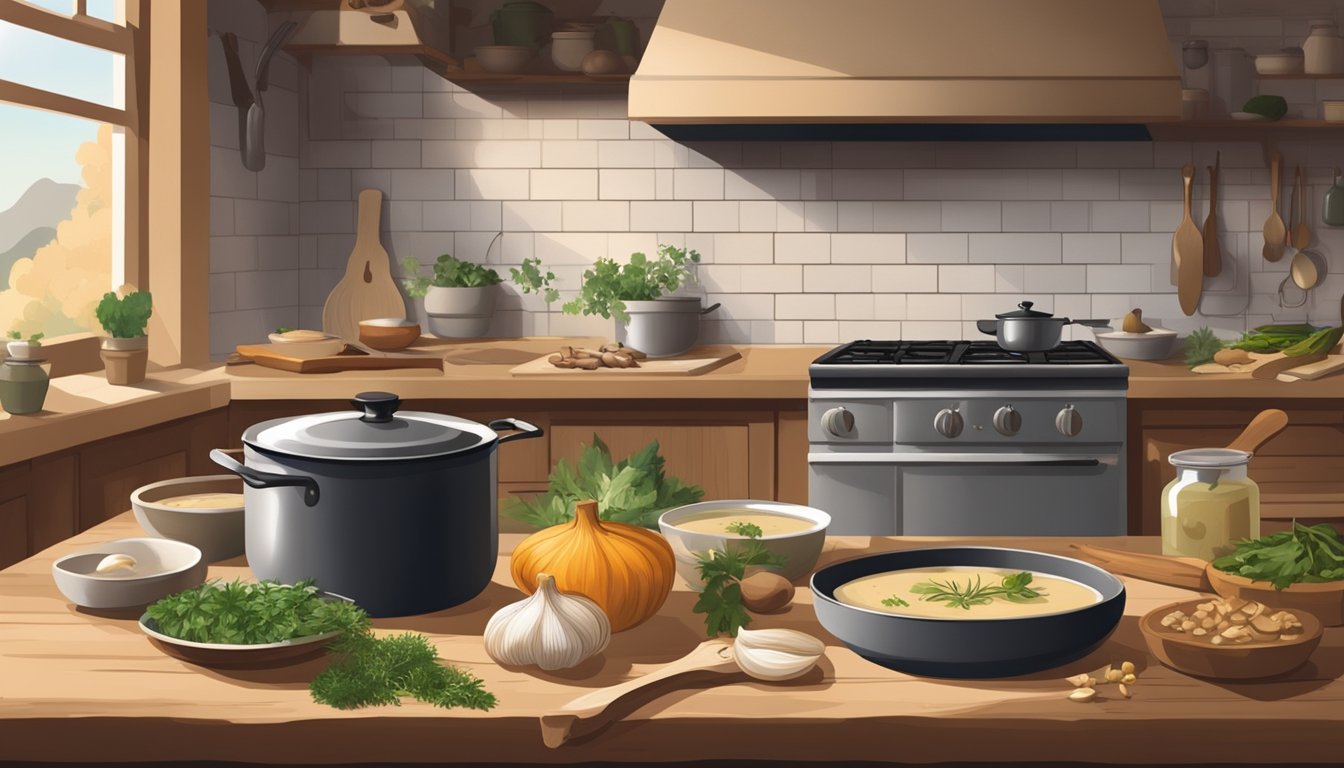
[95,553,138,575]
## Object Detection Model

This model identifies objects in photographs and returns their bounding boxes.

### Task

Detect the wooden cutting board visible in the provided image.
[321,189,407,341]
[1277,355,1344,381]
[1192,350,1328,378]
[510,346,742,376]
[234,343,442,373]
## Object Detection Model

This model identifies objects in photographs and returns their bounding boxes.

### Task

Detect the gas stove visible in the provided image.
[807,340,1128,537]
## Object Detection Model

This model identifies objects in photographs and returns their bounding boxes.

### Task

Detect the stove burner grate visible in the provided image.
[816,340,1121,366]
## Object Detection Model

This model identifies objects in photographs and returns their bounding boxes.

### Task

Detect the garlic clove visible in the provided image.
[733,627,825,682]
[95,554,137,574]
[484,573,611,672]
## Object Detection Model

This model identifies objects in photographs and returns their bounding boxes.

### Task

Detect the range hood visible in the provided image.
[629,0,1182,139]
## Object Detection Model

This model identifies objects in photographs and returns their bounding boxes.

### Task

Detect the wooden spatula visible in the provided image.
[1225,408,1289,453]
[1263,152,1287,262]
[1290,164,1311,249]
[1174,164,1204,316]
[540,639,740,748]
[321,189,407,341]
[1202,152,1221,277]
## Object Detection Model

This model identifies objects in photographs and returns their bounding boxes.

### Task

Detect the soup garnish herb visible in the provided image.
[910,571,1045,610]
[881,596,910,608]
[692,529,786,638]
[725,521,763,538]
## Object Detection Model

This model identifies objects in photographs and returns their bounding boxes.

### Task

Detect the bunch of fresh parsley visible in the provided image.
[692,536,786,638]
[504,435,703,529]
[1212,522,1344,590]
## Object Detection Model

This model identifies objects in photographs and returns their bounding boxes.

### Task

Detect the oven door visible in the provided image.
[809,452,1126,536]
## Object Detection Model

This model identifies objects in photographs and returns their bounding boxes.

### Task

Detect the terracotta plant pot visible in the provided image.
[101,336,148,386]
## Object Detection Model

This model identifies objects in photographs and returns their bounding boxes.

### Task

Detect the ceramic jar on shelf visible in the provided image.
[0,356,50,415]
[1303,19,1344,75]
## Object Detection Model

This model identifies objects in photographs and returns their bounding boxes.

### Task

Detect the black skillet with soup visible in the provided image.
[811,547,1126,678]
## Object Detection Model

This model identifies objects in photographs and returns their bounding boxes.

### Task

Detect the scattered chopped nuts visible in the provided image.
[1121,673,1137,684]
[547,342,646,370]
[1068,687,1096,703]
[1118,683,1132,699]
[1160,599,1303,645]
[1105,667,1124,683]
[1066,673,1092,687]
[1120,661,1135,675]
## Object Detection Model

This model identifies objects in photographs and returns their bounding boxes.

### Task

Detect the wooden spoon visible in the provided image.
[1263,152,1287,262]
[1225,408,1288,453]
[1175,164,1204,315]
[540,639,740,748]
[1203,152,1222,277]
[1291,164,1311,249]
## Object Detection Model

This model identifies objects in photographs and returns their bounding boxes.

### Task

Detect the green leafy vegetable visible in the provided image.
[274,326,296,334]
[401,254,502,297]
[910,571,1046,610]
[6,331,42,344]
[503,435,703,529]
[1229,323,1318,353]
[1243,94,1288,121]
[1282,326,1343,357]
[881,596,910,608]
[1184,327,1224,367]
[692,541,786,637]
[311,632,496,711]
[509,256,560,303]
[95,290,152,338]
[562,244,701,323]
[725,521,763,538]
[1211,522,1344,590]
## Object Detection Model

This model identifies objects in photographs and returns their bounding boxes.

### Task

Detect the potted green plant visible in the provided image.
[401,254,504,338]
[518,244,718,358]
[6,331,44,361]
[95,288,153,385]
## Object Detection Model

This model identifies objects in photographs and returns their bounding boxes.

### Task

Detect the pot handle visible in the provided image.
[700,302,721,315]
[209,448,320,507]
[1068,319,1113,328]
[489,418,545,445]
[976,320,998,336]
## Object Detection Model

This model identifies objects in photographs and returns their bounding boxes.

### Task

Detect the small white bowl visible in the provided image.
[131,475,245,563]
[1095,328,1179,360]
[474,45,533,74]
[52,538,207,609]
[1324,100,1344,122]
[1230,111,1270,121]
[1256,52,1304,75]
[658,500,831,589]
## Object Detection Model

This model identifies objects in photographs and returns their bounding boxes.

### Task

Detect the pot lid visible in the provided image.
[243,392,496,461]
[1168,448,1252,469]
[995,301,1055,319]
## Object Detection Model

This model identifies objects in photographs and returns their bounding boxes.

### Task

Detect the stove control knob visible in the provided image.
[934,407,964,439]
[822,406,856,437]
[1056,405,1083,437]
[992,405,1022,436]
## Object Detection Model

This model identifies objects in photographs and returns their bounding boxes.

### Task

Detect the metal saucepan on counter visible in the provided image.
[976,301,1111,352]
[210,391,544,617]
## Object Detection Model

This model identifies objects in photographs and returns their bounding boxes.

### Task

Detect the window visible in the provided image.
[0,0,141,339]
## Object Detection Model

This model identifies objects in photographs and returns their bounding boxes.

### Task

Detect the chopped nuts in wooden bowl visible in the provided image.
[1140,597,1323,680]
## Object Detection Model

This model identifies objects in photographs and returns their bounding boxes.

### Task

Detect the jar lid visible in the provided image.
[242,392,496,461]
[1168,448,1251,469]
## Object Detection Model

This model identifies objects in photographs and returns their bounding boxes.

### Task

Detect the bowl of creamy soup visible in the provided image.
[658,500,831,588]
[811,547,1125,678]
[131,475,246,563]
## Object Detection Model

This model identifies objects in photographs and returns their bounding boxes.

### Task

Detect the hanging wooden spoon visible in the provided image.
[1175,164,1204,315]
[1291,164,1311,248]
[1225,408,1289,453]
[1203,151,1222,277]
[1263,152,1287,262]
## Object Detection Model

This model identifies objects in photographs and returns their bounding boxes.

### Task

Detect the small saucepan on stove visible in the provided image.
[976,301,1111,352]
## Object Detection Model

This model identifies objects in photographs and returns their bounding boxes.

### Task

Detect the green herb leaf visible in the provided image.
[691,541,786,637]
[1211,521,1344,589]
[310,632,496,711]
[509,257,559,304]
[910,571,1046,610]
[725,521,764,538]
[562,244,701,322]
[95,290,152,338]
[880,595,910,608]
[1184,327,1224,367]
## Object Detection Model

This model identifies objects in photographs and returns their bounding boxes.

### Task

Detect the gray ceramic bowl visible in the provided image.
[52,537,207,609]
[811,547,1125,678]
[1095,329,1178,361]
[658,500,831,588]
[131,475,245,563]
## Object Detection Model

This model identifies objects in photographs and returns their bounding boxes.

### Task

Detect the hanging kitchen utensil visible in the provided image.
[218,33,255,162]
[1174,164,1204,315]
[1323,168,1344,226]
[240,21,298,171]
[1290,248,1325,290]
[1202,152,1222,277]
[1289,163,1312,248]
[322,189,408,340]
[1262,152,1287,262]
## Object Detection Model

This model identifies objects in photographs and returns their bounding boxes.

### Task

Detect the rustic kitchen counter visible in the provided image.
[3,514,1342,766]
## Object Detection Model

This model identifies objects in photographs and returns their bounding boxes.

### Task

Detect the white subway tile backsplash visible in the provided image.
[803,321,840,344]
[423,201,471,231]
[906,294,963,320]
[716,234,775,264]
[907,233,969,264]
[304,141,371,169]
[542,141,599,168]
[803,201,839,232]
[1077,143,1152,169]
[938,264,996,293]
[1002,201,1051,232]
[742,265,802,292]
[1062,169,1120,200]
[832,169,903,200]
[942,201,1002,232]
[776,294,835,320]
[739,201,779,232]
[1051,201,1090,232]
[674,169,725,200]
[873,201,941,232]
[577,120,629,140]
[1120,169,1183,201]
[725,169,801,200]
[804,265,870,292]
[424,140,540,168]
[1091,201,1151,232]
[529,169,595,200]
[457,169,530,200]
[371,140,421,168]
[873,265,939,293]
[1063,233,1122,263]
[776,233,830,263]
[835,294,875,320]
[600,169,656,200]
[906,169,1061,201]
[776,201,806,232]
[630,201,692,232]
[969,233,1061,263]
[563,201,629,232]
[1023,265,1087,293]
[694,201,740,232]
[832,233,905,264]
[390,169,455,200]
[1087,264,1152,293]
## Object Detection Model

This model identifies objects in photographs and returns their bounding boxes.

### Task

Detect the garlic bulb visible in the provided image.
[733,627,825,682]
[95,554,137,574]
[484,573,611,671]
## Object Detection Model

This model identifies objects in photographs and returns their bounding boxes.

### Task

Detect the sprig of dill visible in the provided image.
[910,571,1046,610]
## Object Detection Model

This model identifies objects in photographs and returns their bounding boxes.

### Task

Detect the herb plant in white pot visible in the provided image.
[521,245,717,358]
[5,331,44,360]
[95,288,152,385]
[402,254,501,338]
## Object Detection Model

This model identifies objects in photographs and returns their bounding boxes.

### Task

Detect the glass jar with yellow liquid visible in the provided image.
[1162,448,1259,561]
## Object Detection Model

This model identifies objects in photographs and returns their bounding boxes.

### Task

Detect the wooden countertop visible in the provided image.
[4,514,1343,765]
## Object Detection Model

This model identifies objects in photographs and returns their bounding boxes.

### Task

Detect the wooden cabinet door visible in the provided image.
[550,424,752,501]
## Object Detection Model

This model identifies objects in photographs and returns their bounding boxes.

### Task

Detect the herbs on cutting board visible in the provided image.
[1229,323,1318,353]
[1184,327,1225,367]
[693,541,786,637]
[1282,326,1344,357]
[503,435,703,529]
[1211,522,1344,590]
[145,580,496,712]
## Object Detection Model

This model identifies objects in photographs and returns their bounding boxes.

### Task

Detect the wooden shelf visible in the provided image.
[446,71,630,88]
[284,43,461,70]
[1257,73,1344,79]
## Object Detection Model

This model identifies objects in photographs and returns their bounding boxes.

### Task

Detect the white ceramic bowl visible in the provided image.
[52,537,207,609]
[475,45,533,74]
[1256,52,1304,75]
[658,500,831,589]
[1324,100,1344,122]
[266,330,345,358]
[131,475,245,563]
[1095,328,1179,360]
[551,31,595,72]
